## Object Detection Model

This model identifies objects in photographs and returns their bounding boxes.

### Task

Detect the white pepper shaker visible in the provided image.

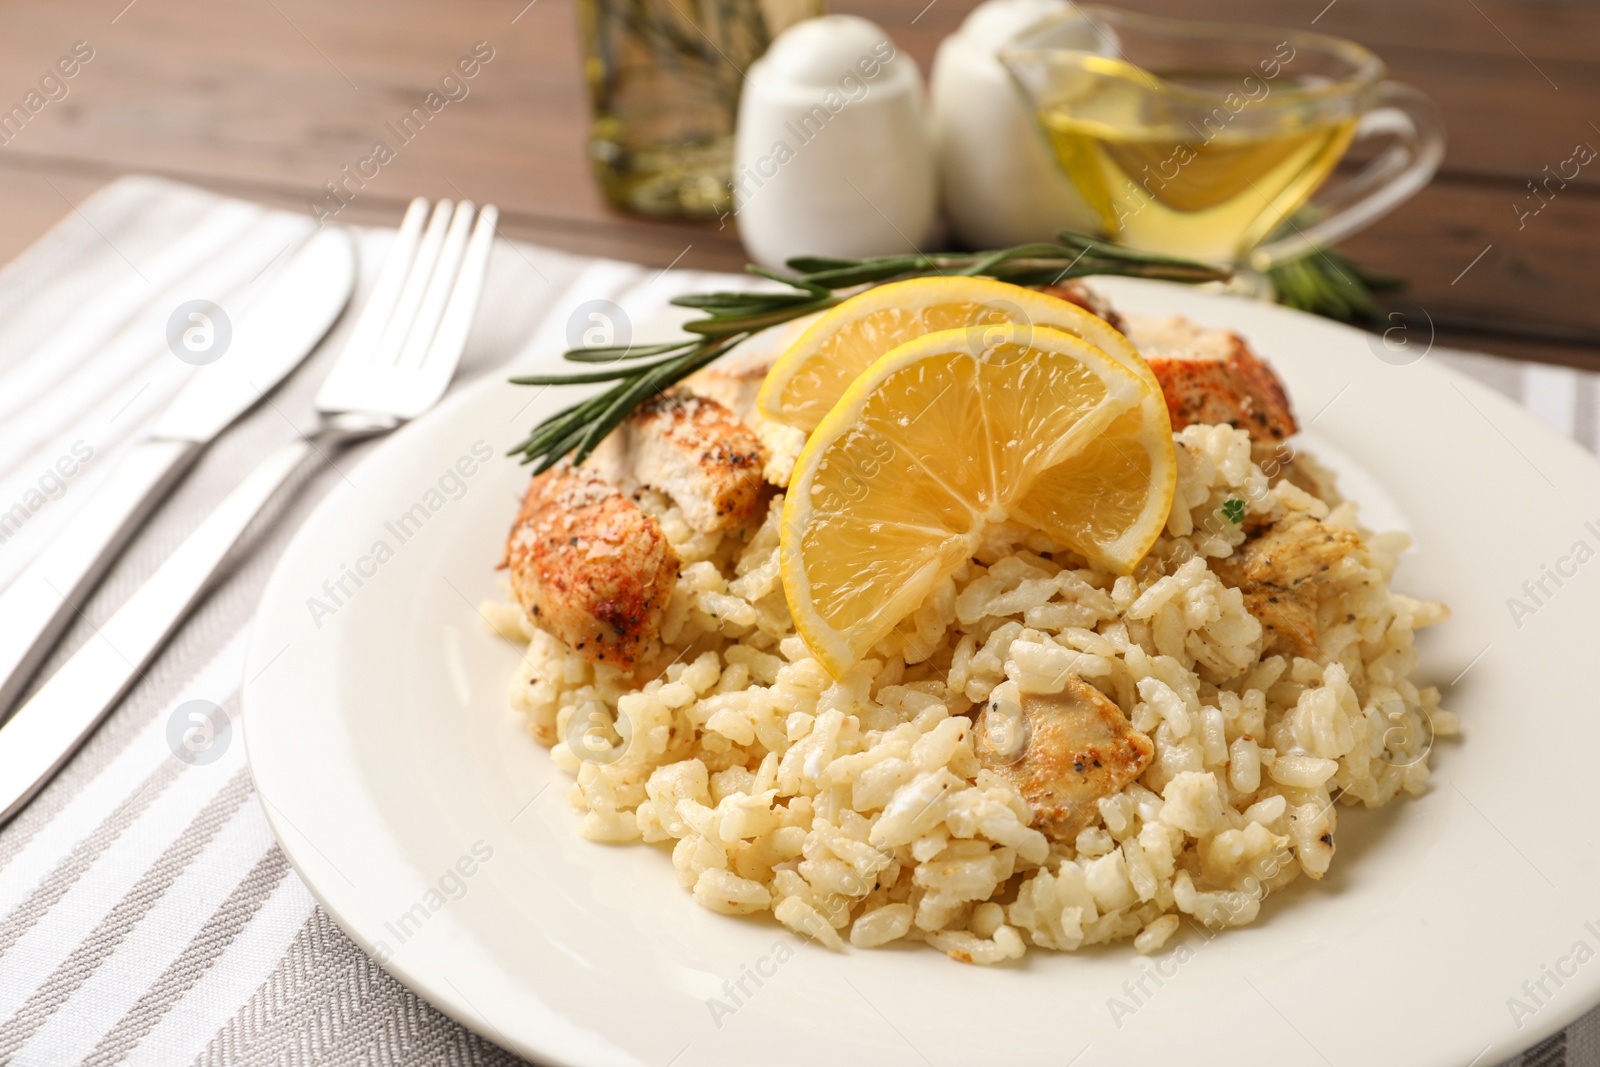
[733,15,936,268]
[929,0,1107,249]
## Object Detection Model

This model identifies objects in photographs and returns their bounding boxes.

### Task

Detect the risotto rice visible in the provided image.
[487,423,1453,963]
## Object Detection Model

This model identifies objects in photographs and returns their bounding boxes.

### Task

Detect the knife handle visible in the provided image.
[0,437,202,717]
[0,436,316,823]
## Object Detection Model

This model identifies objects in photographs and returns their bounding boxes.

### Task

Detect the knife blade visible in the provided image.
[0,226,356,716]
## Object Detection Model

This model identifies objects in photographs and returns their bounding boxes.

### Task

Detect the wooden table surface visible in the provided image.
[0,0,1595,368]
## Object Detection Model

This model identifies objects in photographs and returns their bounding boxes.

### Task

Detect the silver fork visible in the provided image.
[0,197,498,823]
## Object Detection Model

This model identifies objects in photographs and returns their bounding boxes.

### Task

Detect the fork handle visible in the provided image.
[0,435,315,823]
[0,437,202,718]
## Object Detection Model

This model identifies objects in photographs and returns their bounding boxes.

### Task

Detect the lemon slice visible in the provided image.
[758,276,1158,432]
[781,324,1176,677]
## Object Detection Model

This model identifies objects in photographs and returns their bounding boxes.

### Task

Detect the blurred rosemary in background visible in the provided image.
[1267,245,1406,322]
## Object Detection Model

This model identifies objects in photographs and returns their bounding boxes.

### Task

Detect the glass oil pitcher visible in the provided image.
[1001,7,1444,270]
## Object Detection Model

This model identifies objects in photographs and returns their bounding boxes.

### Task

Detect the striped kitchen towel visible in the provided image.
[0,175,1596,1067]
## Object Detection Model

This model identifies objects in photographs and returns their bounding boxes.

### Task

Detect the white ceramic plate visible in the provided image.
[245,278,1600,1067]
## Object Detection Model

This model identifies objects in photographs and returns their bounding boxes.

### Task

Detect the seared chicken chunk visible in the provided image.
[1118,312,1298,446]
[503,389,766,664]
[685,359,806,489]
[974,675,1154,843]
[605,390,767,533]
[1212,513,1366,657]
[1035,281,1125,332]
[504,462,679,669]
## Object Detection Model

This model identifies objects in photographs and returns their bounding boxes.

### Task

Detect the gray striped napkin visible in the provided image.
[0,176,1594,1067]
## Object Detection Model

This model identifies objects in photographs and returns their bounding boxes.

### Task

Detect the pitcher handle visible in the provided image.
[1248,82,1445,271]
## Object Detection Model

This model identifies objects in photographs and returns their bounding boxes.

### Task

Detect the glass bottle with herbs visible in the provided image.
[578,0,824,218]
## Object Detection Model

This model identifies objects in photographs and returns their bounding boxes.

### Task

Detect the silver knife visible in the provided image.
[0,226,356,716]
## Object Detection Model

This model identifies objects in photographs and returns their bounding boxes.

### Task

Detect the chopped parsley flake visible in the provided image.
[1222,498,1246,524]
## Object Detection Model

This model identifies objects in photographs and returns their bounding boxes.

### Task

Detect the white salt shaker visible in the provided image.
[929,0,1107,249]
[733,16,936,267]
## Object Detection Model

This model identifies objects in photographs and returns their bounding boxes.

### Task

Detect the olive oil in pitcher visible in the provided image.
[1037,62,1357,263]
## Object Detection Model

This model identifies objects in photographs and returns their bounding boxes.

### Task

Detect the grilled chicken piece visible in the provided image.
[974,676,1154,843]
[1212,513,1366,657]
[1035,281,1125,332]
[1118,312,1298,446]
[685,359,806,488]
[504,462,679,669]
[602,391,767,533]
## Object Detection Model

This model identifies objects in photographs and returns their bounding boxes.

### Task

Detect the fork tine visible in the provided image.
[423,206,497,372]
[315,200,497,421]
[396,201,476,370]
[394,206,497,419]
[337,197,428,368]
[371,199,454,367]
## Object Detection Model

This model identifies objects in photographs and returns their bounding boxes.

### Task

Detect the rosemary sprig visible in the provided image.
[1267,246,1405,322]
[508,231,1232,471]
